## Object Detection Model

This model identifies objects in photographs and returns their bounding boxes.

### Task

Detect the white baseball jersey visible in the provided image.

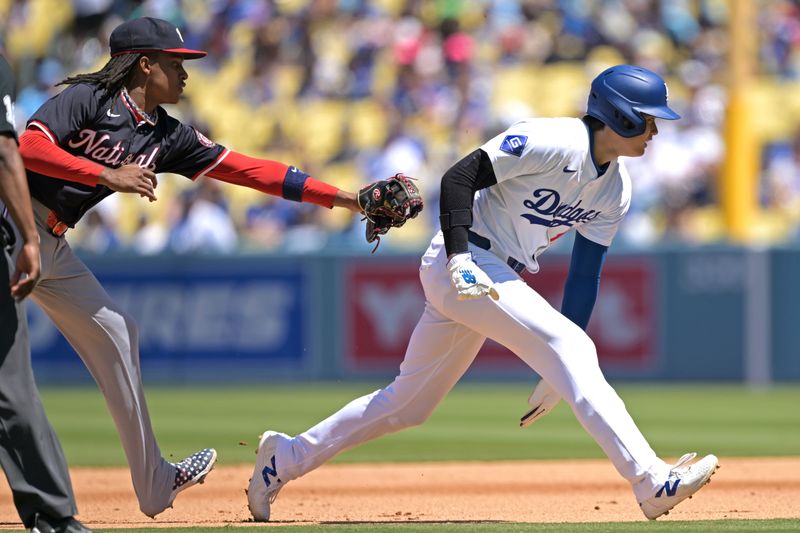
[472,117,631,273]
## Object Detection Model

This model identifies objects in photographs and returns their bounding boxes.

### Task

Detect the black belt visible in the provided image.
[467,230,525,274]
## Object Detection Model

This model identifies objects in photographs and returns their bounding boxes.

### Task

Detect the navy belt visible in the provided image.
[467,230,525,274]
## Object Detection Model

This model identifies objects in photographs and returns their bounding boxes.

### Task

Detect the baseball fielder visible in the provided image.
[247,65,718,521]
[9,17,378,518]
[1,54,93,533]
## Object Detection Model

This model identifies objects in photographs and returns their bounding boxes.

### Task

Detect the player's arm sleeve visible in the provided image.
[561,232,608,330]
[158,121,339,208]
[205,150,340,208]
[439,148,497,256]
[18,129,104,186]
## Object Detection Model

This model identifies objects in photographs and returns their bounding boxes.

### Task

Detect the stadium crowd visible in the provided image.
[2,0,800,254]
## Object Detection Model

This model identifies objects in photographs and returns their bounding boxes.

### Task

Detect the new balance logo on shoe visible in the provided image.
[655,479,680,498]
[248,431,290,522]
[261,455,281,487]
[639,453,719,520]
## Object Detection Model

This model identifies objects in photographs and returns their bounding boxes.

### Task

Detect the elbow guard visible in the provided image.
[439,209,472,230]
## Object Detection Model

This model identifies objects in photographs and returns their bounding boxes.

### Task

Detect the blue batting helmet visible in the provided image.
[586,65,680,137]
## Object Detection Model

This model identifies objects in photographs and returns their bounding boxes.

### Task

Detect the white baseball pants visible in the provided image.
[276,232,670,502]
[21,200,175,516]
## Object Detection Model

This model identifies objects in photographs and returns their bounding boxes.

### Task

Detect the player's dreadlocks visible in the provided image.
[57,53,143,97]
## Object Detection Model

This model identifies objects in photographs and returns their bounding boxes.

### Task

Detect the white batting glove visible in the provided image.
[447,253,499,301]
[519,379,561,428]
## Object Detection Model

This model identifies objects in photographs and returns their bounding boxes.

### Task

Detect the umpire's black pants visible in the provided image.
[0,223,77,527]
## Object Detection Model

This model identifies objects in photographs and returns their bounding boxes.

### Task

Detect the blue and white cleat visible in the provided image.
[247,431,290,522]
[170,448,217,498]
[147,447,217,517]
[639,452,719,520]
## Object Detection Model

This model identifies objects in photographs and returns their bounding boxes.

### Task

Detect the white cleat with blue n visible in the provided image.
[639,453,719,520]
[247,431,290,522]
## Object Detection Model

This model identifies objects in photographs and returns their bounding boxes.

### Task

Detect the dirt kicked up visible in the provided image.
[0,457,797,528]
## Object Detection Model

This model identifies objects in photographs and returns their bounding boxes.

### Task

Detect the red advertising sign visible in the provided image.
[523,258,657,368]
[345,257,656,372]
[345,260,425,369]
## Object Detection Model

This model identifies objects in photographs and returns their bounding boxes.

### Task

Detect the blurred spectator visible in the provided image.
[14,58,63,125]
[364,110,427,183]
[168,179,238,254]
[3,0,800,252]
[242,196,304,250]
[131,213,169,255]
[761,126,800,239]
[72,208,121,254]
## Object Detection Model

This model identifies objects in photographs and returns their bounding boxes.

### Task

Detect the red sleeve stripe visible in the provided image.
[28,121,56,143]
[192,148,231,180]
[204,150,339,208]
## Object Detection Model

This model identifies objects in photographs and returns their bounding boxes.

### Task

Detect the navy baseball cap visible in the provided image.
[110,17,206,59]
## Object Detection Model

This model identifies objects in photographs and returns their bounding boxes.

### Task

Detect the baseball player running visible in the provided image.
[10,17,381,518]
[247,65,718,521]
[1,54,93,533]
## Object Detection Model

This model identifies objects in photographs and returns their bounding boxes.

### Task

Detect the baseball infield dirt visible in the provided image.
[0,457,797,528]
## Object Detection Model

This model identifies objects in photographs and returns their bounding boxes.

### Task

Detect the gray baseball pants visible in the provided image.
[12,200,175,516]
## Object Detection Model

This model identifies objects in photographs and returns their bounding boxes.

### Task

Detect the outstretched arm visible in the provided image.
[205,150,361,213]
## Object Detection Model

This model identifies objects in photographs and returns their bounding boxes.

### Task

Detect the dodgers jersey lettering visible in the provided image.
[473,117,631,273]
[26,82,227,226]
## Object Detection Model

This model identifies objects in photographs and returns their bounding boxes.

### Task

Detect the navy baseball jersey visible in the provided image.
[26,82,227,226]
[0,56,17,140]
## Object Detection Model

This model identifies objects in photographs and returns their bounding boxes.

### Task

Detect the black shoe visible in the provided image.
[30,514,93,533]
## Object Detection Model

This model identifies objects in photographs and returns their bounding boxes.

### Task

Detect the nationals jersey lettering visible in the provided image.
[26,82,227,226]
[472,117,631,273]
[66,130,162,169]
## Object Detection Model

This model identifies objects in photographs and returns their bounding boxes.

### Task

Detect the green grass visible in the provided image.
[33,384,800,531]
[109,519,800,532]
[39,382,800,467]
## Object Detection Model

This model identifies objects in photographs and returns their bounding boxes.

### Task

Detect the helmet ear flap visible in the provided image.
[591,101,642,136]
[616,112,636,131]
